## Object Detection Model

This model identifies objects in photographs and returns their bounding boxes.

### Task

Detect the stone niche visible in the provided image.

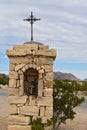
[7,41,56,130]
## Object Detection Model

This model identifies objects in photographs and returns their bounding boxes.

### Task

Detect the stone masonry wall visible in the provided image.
[7,42,56,130]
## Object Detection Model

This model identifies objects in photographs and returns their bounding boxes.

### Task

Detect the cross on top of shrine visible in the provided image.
[23,11,40,41]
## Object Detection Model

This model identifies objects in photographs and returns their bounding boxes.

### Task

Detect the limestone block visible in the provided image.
[32,64,37,69]
[45,72,53,81]
[16,80,20,87]
[44,65,53,72]
[20,106,39,116]
[40,107,45,116]
[13,43,38,51]
[8,115,30,125]
[19,80,23,88]
[32,50,36,55]
[29,63,33,68]
[38,73,43,79]
[9,79,16,88]
[44,88,53,97]
[22,67,26,72]
[20,72,24,80]
[38,69,44,74]
[8,125,32,130]
[18,70,23,75]
[9,105,18,115]
[25,64,29,70]
[38,44,49,50]
[9,71,18,79]
[37,97,53,107]
[19,86,24,96]
[15,64,25,71]
[10,63,15,71]
[10,57,29,64]
[36,66,40,70]
[28,96,36,106]
[36,49,56,58]
[45,107,53,117]
[34,57,53,65]
[7,49,28,56]
[9,88,19,96]
[44,81,53,88]
[41,65,45,69]
[17,104,24,107]
[19,74,24,80]
[38,79,43,97]
[9,95,28,104]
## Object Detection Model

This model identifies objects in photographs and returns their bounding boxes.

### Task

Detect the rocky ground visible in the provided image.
[0,88,87,130]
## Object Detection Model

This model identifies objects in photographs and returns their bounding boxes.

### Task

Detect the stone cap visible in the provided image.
[24,41,43,45]
[6,41,56,59]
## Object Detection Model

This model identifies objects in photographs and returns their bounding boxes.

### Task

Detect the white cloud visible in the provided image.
[0,0,87,78]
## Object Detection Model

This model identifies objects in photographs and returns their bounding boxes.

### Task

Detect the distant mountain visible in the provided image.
[54,72,80,81]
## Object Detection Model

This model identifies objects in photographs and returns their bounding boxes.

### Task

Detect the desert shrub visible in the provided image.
[0,74,9,85]
[47,80,85,130]
[32,117,44,130]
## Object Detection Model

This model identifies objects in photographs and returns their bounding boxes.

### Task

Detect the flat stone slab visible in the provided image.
[37,97,53,107]
[8,125,31,130]
[20,106,39,116]
[8,115,30,125]
[9,95,28,104]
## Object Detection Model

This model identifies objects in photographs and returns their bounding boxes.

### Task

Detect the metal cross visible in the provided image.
[23,11,40,41]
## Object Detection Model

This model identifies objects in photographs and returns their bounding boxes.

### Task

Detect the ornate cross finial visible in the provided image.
[23,11,40,41]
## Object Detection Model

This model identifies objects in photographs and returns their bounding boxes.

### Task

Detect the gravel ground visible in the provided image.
[0,117,8,130]
[0,95,8,130]
[0,90,87,130]
[59,106,87,130]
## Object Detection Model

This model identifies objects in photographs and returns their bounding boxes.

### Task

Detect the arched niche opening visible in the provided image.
[24,68,38,98]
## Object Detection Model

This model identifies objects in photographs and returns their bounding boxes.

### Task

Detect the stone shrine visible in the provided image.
[7,41,56,130]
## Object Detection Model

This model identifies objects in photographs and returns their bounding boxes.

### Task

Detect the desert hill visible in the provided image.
[54,72,80,81]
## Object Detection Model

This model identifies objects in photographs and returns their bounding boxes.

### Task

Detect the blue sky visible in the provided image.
[0,0,87,80]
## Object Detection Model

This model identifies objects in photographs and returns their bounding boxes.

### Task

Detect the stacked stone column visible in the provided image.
[7,42,56,130]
